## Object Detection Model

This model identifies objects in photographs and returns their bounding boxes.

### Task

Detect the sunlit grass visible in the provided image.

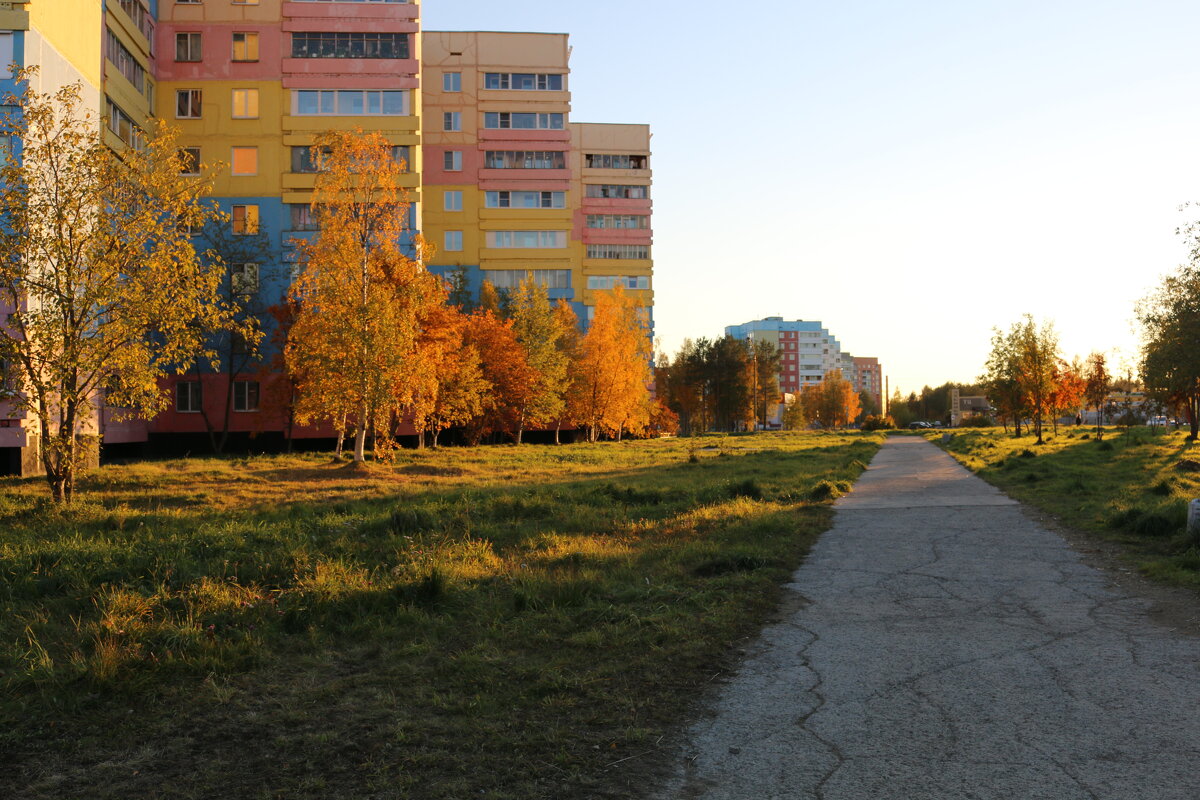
[0,430,882,799]
[931,425,1200,588]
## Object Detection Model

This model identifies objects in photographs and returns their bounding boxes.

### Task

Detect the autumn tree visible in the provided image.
[1083,351,1111,439]
[551,299,581,443]
[285,129,439,462]
[568,285,652,442]
[462,309,536,444]
[1014,315,1060,444]
[509,276,569,444]
[1138,257,1200,440]
[1047,357,1086,435]
[0,77,235,501]
[409,302,487,448]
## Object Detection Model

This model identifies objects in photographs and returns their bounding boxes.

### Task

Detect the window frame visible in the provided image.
[444,230,463,252]
[232,380,261,412]
[176,381,202,413]
[231,204,260,235]
[231,88,259,119]
[232,31,260,62]
[230,146,259,176]
[175,89,201,119]
[175,32,202,62]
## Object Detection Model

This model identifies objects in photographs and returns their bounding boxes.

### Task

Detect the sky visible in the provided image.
[423,0,1200,397]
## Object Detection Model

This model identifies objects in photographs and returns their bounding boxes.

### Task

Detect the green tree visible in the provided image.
[1139,261,1200,439]
[1083,351,1111,439]
[0,77,234,501]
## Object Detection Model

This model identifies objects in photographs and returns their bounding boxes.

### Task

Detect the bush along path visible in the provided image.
[0,431,882,800]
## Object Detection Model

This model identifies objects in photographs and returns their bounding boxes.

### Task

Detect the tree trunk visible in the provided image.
[554,420,561,445]
[353,419,367,462]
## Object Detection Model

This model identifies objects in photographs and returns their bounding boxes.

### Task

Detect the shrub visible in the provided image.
[860,415,895,431]
[727,479,763,501]
[1019,449,1037,459]
[810,480,850,502]
[960,414,995,427]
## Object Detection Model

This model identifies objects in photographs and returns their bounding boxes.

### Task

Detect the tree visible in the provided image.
[0,77,234,501]
[1047,357,1086,435]
[980,324,1027,436]
[1138,260,1200,439]
[1013,315,1060,444]
[461,309,535,444]
[285,129,439,462]
[567,285,652,442]
[509,276,569,444]
[409,302,487,448]
[1083,351,1111,439]
[551,299,580,443]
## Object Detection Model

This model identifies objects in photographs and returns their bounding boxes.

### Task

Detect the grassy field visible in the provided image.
[0,430,881,799]
[930,425,1200,588]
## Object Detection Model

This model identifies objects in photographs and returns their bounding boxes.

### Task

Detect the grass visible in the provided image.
[931,425,1200,588]
[0,430,882,799]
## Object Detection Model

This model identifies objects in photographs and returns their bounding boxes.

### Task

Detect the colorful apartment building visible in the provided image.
[0,2,654,471]
[421,31,653,322]
[725,317,883,413]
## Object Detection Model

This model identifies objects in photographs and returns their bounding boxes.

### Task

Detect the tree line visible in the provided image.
[0,80,660,500]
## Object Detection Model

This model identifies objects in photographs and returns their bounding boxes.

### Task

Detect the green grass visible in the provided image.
[0,430,882,799]
[931,425,1200,589]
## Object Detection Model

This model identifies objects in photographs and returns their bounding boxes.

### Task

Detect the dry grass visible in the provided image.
[0,430,882,799]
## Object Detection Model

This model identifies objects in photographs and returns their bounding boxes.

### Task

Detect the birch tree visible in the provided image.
[0,77,233,501]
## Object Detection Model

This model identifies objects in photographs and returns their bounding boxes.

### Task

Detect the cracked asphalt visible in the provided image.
[657,436,1200,799]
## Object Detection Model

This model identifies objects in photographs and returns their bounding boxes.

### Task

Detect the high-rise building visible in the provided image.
[725,316,882,412]
[421,31,653,323]
[0,2,655,471]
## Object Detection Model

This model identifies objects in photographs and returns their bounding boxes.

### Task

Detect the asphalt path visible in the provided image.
[657,436,1200,799]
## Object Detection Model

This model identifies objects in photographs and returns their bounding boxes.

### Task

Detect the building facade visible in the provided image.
[724,316,882,415]
[0,1,654,470]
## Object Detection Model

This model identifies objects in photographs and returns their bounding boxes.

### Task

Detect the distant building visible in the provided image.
[724,317,882,421]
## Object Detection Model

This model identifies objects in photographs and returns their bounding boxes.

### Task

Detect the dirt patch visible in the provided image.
[1175,459,1200,473]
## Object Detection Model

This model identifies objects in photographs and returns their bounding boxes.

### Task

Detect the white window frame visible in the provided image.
[443,150,463,171]
[175,89,201,119]
[443,190,462,212]
[444,230,463,251]
[233,380,260,412]
[443,111,461,131]
[176,381,202,413]
[443,71,461,92]
[231,146,258,176]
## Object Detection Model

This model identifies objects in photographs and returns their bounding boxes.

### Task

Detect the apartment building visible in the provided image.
[725,317,882,408]
[421,31,653,322]
[0,0,150,475]
[0,3,654,470]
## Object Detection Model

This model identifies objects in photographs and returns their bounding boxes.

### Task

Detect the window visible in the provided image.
[176,381,202,413]
[290,204,320,231]
[118,0,154,41]
[291,145,328,173]
[443,191,462,212]
[483,112,564,130]
[443,111,461,131]
[293,89,408,115]
[482,270,570,290]
[587,275,650,290]
[179,147,200,175]
[585,154,648,169]
[485,191,565,209]
[231,263,259,296]
[443,72,461,92]
[231,147,258,175]
[444,231,463,252]
[586,214,649,229]
[483,151,565,169]
[231,89,259,118]
[586,244,650,260]
[233,381,260,411]
[584,184,649,199]
[485,231,567,249]
[232,204,259,235]
[231,0,259,4]
[292,0,409,3]
[232,32,259,62]
[106,30,147,93]
[291,32,409,59]
[175,32,202,62]
[443,150,463,171]
[175,89,201,119]
[483,73,563,91]
[105,97,143,148]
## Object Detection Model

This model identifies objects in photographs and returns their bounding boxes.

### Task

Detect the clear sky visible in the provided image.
[423,1,1200,397]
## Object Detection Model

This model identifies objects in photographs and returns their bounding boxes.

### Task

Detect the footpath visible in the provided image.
[657,436,1200,799]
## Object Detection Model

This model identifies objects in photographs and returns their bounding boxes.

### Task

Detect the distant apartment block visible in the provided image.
[725,316,883,410]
